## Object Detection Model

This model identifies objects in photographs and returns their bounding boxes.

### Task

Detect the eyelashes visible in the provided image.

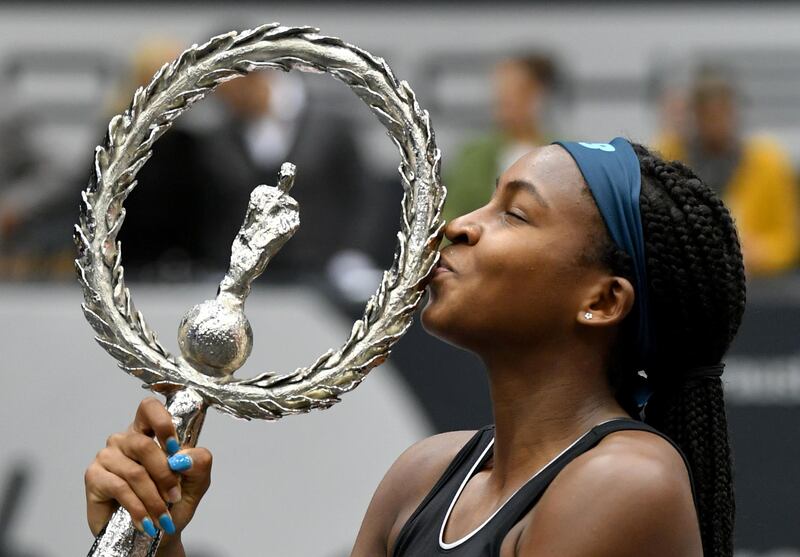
[502,210,529,224]
[508,203,530,221]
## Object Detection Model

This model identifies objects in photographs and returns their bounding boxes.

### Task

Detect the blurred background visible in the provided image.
[1,1,799,555]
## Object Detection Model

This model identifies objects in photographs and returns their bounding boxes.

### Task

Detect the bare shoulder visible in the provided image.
[351,430,479,557]
[570,428,692,484]
[392,429,479,484]
[516,430,702,557]
[384,430,479,525]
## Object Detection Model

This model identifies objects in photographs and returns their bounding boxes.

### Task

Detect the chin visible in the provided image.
[420,293,439,329]
[420,292,449,335]
[420,292,470,349]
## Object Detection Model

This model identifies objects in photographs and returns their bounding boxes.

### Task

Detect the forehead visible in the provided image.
[500,145,594,214]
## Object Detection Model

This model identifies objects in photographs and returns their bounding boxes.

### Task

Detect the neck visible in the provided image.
[480,344,629,491]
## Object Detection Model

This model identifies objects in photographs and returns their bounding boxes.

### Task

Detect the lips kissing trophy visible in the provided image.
[75,23,445,556]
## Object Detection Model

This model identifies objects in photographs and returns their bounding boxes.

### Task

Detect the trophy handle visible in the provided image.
[87,389,208,557]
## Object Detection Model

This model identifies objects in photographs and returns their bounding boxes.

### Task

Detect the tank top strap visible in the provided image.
[493,418,697,534]
[421,425,496,511]
[392,425,496,556]
[585,419,698,508]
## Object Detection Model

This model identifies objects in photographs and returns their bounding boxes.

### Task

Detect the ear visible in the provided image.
[576,276,635,328]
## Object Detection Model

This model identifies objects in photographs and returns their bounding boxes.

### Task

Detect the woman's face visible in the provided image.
[422,145,608,352]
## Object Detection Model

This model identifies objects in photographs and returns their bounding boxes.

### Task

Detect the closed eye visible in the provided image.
[504,210,528,223]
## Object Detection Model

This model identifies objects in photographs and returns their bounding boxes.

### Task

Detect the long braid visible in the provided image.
[598,144,746,556]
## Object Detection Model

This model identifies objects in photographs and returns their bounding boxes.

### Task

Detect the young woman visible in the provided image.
[85,139,744,556]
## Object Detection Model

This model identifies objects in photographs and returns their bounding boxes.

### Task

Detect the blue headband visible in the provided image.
[552,138,653,368]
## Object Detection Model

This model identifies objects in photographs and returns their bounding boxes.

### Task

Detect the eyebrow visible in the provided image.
[496,177,551,209]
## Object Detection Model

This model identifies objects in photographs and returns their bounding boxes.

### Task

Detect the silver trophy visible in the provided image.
[76,24,445,556]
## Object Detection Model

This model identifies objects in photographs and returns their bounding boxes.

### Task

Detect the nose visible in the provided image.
[445,209,481,246]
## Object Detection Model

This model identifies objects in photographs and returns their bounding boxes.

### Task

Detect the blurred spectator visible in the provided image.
[0,114,41,247]
[0,109,75,280]
[0,38,206,281]
[196,69,369,281]
[442,54,558,222]
[656,69,800,276]
[114,38,210,280]
[105,35,371,286]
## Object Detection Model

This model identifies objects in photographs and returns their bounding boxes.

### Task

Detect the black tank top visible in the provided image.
[392,418,696,557]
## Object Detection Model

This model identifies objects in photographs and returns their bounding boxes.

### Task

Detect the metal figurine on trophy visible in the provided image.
[76,24,445,556]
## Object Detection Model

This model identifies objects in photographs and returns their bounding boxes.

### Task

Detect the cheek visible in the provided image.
[420,272,497,344]
[421,264,530,342]
[490,244,584,325]
[421,234,587,342]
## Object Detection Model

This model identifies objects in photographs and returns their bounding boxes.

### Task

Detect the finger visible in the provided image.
[85,462,159,538]
[112,433,182,504]
[166,448,212,530]
[85,461,119,536]
[132,397,179,455]
[173,447,212,501]
[97,446,175,532]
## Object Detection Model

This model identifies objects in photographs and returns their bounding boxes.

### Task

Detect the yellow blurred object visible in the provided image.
[657,133,800,276]
[107,38,183,115]
[0,250,74,281]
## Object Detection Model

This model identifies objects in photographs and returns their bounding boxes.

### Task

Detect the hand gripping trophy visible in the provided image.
[75,24,445,556]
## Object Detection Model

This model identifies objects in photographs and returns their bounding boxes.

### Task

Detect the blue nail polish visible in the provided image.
[168,453,192,473]
[142,517,158,537]
[159,513,176,535]
[165,437,180,456]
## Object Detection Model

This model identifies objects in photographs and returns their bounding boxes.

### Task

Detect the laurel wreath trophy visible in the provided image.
[76,23,445,556]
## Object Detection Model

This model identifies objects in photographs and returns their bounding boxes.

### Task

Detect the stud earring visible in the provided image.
[584,312,593,320]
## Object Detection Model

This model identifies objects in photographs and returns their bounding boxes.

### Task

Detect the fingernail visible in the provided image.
[159,513,176,535]
[167,486,182,503]
[165,437,180,456]
[142,517,158,537]
[168,453,192,473]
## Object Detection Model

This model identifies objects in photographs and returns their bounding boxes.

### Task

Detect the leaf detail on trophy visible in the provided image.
[82,304,116,339]
[73,226,91,261]
[264,25,318,41]
[197,69,243,88]
[231,23,279,47]
[369,106,402,133]
[106,114,128,149]
[94,337,141,366]
[79,191,96,235]
[310,348,336,370]
[106,185,135,228]
[118,155,151,187]
[242,371,302,389]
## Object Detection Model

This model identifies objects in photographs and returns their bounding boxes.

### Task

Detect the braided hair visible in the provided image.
[592,143,746,556]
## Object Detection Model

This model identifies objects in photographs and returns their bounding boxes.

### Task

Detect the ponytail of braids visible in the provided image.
[601,144,746,556]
